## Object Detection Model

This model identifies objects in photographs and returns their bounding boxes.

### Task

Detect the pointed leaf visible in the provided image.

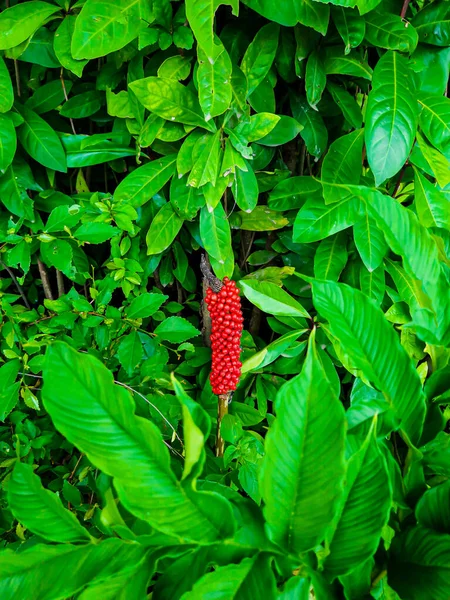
[241,23,279,96]
[417,92,450,153]
[332,7,366,54]
[115,155,177,208]
[239,280,310,318]
[414,167,450,229]
[146,203,184,256]
[365,13,418,52]
[0,56,13,113]
[353,211,388,271]
[290,93,328,158]
[314,232,348,281]
[412,0,450,47]
[306,50,326,109]
[197,42,232,119]
[293,195,362,243]
[415,480,450,534]
[0,1,60,50]
[322,129,364,203]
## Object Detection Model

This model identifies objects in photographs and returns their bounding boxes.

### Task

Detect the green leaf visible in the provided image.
[306,50,326,109]
[321,129,364,203]
[365,51,417,186]
[242,0,329,33]
[241,330,304,374]
[332,7,366,54]
[417,93,450,154]
[415,480,450,534]
[43,342,234,542]
[416,130,450,188]
[322,46,373,79]
[199,203,234,279]
[268,176,322,211]
[0,360,21,421]
[61,134,135,168]
[60,91,103,119]
[40,239,72,273]
[293,195,362,243]
[115,155,176,208]
[117,331,143,376]
[260,334,346,554]
[146,203,184,255]
[126,292,168,319]
[188,131,221,188]
[157,56,192,81]
[74,222,118,244]
[324,423,391,576]
[181,555,277,600]
[8,462,91,543]
[310,279,427,446]
[412,0,450,47]
[72,0,149,60]
[16,104,67,173]
[239,280,310,318]
[170,175,205,219]
[130,77,213,131]
[197,42,232,119]
[0,160,34,220]
[365,13,418,53]
[232,161,259,212]
[314,232,348,281]
[0,114,16,174]
[414,167,450,229]
[185,0,239,61]
[0,539,148,600]
[257,115,302,147]
[45,205,81,233]
[241,23,279,96]
[154,316,201,343]
[327,81,363,129]
[0,56,14,113]
[388,526,450,600]
[0,1,60,50]
[290,93,328,158]
[353,211,388,271]
[26,80,73,115]
[54,16,88,78]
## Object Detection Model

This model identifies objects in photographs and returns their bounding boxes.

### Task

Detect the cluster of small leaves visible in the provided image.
[0,0,449,598]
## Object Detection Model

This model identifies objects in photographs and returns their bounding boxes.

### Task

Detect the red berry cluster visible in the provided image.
[205,277,243,396]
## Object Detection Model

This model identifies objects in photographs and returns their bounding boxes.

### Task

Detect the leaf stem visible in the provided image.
[0,261,31,309]
[37,258,54,300]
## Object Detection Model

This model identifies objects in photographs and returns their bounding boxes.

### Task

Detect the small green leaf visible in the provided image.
[146,203,184,256]
[117,331,143,376]
[241,23,279,96]
[0,1,60,50]
[126,293,168,320]
[306,50,326,109]
[240,279,310,318]
[115,155,177,208]
[154,316,200,343]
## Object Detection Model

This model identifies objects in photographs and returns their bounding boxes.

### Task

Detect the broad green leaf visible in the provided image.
[45,205,81,233]
[16,104,67,173]
[357,0,383,15]
[54,16,88,77]
[126,293,168,319]
[415,480,450,534]
[365,13,418,53]
[232,161,258,212]
[74,222,117,244]
[417,93,450,154]
[61,134,135,167]
[26,80,73,115]
[8,462,90,543]
[353,211,388,271]
[242,0,329,34]
[154,316,200,344]
[146,203,184,255]
[60,91,103,119]
[365,51,417,186]
[322,46,373,80]
[234,113,280,142]
[311,280,427,445]
[256,115,302,146]
[117,331,143,376]
[0,57,14,113]
[314,232,348,281]
[241,330,304,374]
[239,280,310,318]
[324,423,391,576]
[0,1,60,50]
[181,555,277,600]
[0,539,147,600]
[0,360,21,421]
[306,50,326,109]
[321,129,364,203]
[197,42,232,119]
[327,81,363,129]
[40,239,72,273]
[188,132,221,188]
[0,160,34,220]
[388,526,450,600]
[72,0,149,60]
[412,0,450,47]
[332,7,366,54]
[129,77,213,131]
[186,0,239,60]
[115,155,177,207]
[157,56,192,81]
[260,335,346,554]
[241,23,279,96]
[416,130,450,188]
[232,206,289,231]
[414,167,450,229]
[43,342,234,542]
[199,203,234,279]
[293,195,362,243]
[0,114,16,174]
[290,94,328,158]
[268,176,322,211]
[170,175,205,219]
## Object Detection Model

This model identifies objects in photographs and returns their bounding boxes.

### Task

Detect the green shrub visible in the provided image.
[0,0,449,598]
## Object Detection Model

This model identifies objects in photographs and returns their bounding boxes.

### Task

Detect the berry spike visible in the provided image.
[206,277,243,396]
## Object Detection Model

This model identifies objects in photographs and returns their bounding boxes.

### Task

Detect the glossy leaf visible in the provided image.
[365,13,418,53]
[197,42,232,119]
[332,7,366,54]
[242,0,329,33]
[54,16,88,77]
[321,129,364,203]
[241,23,279,96]
[260,335,346,554]
[314,232,348,281]
[186,0,239,60]
[240,279,309,318]
[353,211,388,271]
[0,114,16,174]
[146,203,184,255]
[415,480,450,534]
[290,93,328,158]
[115,155,177,208]
[417,93,450,154]
[199,203,234,279]
[306,50,326,110]
[293,195,362,243]
[327,81,363,129]
[0,56,14,113]
[412,0,450,47]
[0,2,60,50]
[414,167,450,229]
[268,176,322,211]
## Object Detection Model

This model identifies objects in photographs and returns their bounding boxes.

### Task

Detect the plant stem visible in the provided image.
[0,261,31,309]
[216,394,230,458]
[400,0,410,18]
[56,270,65,297]
[37,258,54,300]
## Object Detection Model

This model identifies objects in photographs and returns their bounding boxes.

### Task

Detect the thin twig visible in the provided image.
[56,270,65,297]
[0,261,31,308]
[60,68,76,135]
[400,0,410,18]
[37,258,54,300]
[13,60,20,97]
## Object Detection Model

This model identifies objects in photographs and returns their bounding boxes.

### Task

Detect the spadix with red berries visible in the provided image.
[205,277,243,396]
